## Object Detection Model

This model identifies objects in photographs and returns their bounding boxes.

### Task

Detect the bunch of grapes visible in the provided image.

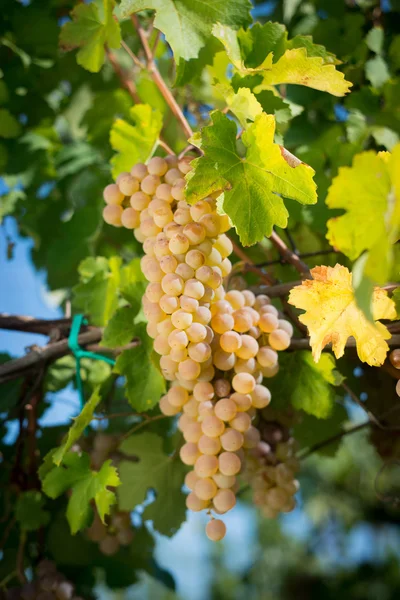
[242,407,300,518]
[102,155,294,540]
[85,433,134,555]
[5,560,83,600]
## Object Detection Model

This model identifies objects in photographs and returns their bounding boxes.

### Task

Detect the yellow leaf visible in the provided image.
[260,48,352,97]
[288,264,396,367]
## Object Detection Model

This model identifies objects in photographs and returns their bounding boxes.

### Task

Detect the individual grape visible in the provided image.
[186,249,206,269]
[201,415,225,437]
[99,535,120,556]
[220,428,244,452]
[159,294,179,314]
[213,472,236,489]
[198,400,215,418]
[169,233,190,254]
[103,183,124,205]
[390,349,400,369]
[118,174,140,196]
[261,363,280,378]
[213,349,236,371]
[185,470,200,491]
[183,223,206,245]
[178,158,192,174]
[225,290,245,310]
[179,358,201,381]
[214,398,237,422]
[194,306,212,325]
[251,385,271,409]
[218,452,241,476]
[265,487,289,510]
[190,200,213,222]
[121,207,140,229]
[188,342,212,363]
[159,255,178,274]
[174,207,191,225]
[198,434,221,455]
[220,331,242,353]
[141,174,160,195]
[396,379,400,397]
[153,334,171,355]
[182,398,200,416]
[234,357,256,374]
[232,372,256,394]
[213,489,236,513]
[175,263,195,281]
[206,518,226,541]
[130,163,148,180]
[259,313,279,333]
[165,167,182,185]
[194,454,219,477]
[184,279,205,300]
[257,347,278,368]
[145,282,163,303]
[230,412,251,433]
[211,313,234,334]
[171,309,193,329]
[171,179,185,201]
[269,329,291,350]
[235,335,259,359]
[180,443,200,466]
[231,392,252,412]
[260,304,279,317]
[157,318,175,336]
[168,385,189,407]
[198,363,215,382]
[193,381,214,402]
[194,477,218,500]
[233,309,253,333]
[186,322,207,343]
[103,204,123,226]
[178,413,193,431]
[162,273,184,296]
[148,156,168,176]
[186,492,209,511]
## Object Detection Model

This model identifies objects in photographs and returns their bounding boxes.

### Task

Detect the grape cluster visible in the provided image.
[102,156,294,540]
[5,560,82,600]
[83,433,134,555]
[243,407,300,518]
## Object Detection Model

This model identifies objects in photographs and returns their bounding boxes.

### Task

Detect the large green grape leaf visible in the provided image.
[114,324,166,411]
[110,104,163,178]
[41,451,120,534]
[0,109,21,138]
[118,433,187,536]
[186,111,317,245]
[101,307,139,348]
[326,147,400,288]
[267,351,343,419]
[213,22,351,97]
[59,0,121,73]
[118,0,251,64]
[293,403,349,457]
[52,387,102,466]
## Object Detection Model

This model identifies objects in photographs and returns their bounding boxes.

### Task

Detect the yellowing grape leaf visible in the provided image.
[214,85,263,127]
[288,264,396,367]
[59,0,121,73]
[212,23,351,97]
[119,0,252,64]
[110,104,163,178]
[326,146,400,295]
[186,111,317,245]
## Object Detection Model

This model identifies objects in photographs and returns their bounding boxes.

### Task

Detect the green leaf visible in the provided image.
[41,452,120,534]
[267,351,341,418]
[365,27,384,54]
[293,403,348,457]
[15,491,50,531]
[102,307,138,348]
[59,0,121,73]
[118,433,187,536]
[114,324,166,411]
[352,253,375,323]
[213,23,351,97]
[186,111,317,245]
[52,387,102,466]
[73,256,121,326]
[365,55,390,88]
[110,104,163,178]
[0,109,21,138]
[118,0,251,64]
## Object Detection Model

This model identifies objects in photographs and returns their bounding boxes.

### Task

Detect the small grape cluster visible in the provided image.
[86,433,134,555]
[5,560,82,600]
[243,407,300,518]
[102,155,294,540]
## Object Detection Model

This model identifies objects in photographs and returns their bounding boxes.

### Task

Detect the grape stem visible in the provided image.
[131,15,194,140]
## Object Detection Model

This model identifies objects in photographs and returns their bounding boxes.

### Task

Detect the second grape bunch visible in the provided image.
[102,155,295,541]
